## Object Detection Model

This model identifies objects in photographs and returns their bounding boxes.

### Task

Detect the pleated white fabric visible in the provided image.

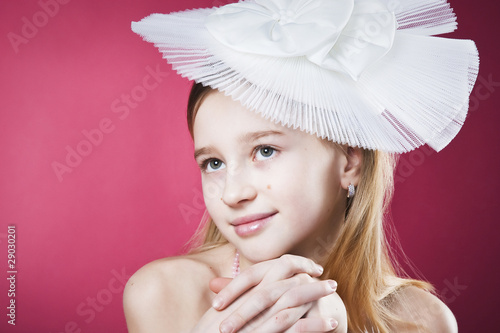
[131,0,479,153]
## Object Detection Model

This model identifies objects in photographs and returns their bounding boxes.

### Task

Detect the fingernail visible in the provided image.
[220,321,235,333]
[328,280,337,291]
[212,296,223,310]
[330,319,339,329]
[316,264,324,275]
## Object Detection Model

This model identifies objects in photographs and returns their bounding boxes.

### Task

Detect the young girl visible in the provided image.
[125,0,478,332]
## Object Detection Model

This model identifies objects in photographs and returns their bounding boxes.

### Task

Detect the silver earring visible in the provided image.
[347,184,355,198]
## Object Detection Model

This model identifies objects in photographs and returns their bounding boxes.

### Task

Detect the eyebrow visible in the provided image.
[193,130,285,160]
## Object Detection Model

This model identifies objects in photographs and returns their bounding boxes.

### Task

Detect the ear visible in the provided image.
[340,146,362,190]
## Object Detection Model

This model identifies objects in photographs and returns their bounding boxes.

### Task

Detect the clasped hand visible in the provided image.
[192,254,347,333]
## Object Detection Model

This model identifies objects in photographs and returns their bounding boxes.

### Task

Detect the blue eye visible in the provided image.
[255,146,276,161]
[205,159,225,173]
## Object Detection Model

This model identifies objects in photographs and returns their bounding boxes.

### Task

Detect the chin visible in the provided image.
[236,241,289,264]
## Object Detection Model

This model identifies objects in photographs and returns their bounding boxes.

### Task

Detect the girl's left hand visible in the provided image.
[211,276,347,333]
[210,254,342,332]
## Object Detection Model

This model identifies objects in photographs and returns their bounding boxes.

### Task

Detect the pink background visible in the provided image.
[0,0,498,332]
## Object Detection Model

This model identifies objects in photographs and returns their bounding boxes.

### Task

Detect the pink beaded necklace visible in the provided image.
[232,251,240,278]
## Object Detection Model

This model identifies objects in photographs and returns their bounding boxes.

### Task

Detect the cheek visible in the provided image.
[201,175,225,214]
[270,157,341,218]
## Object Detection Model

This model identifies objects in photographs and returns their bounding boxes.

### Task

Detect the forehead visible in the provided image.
[193,91,287,138]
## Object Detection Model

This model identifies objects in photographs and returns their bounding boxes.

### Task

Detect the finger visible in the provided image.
[263,255,324,283]
[218,278,300,333]
[246,304,312,333]
[273,279,337,310]
[284,317,339,333]
[209,277,232,294]
[253,278,336,332]
[213,256,323,310]
[219,277,336,333]
[212,264,266,310]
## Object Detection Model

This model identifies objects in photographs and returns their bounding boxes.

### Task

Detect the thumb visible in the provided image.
[209,277,232,294]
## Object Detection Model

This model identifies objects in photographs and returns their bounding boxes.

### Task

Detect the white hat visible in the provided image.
[132,0,479,153]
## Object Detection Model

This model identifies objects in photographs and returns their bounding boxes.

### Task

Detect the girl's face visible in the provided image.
[193,91,352,263]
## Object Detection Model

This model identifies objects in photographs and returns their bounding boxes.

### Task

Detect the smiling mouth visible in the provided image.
[231,212,277,237]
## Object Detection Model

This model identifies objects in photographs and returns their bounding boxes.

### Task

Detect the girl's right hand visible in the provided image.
[192,254,341,333]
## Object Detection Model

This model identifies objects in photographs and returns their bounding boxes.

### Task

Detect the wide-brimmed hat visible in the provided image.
[132,0,479,153]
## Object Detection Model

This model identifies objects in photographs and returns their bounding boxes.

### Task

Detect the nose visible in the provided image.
[221,163,257,206]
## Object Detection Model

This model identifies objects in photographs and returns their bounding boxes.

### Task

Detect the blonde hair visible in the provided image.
[185,83,432,332]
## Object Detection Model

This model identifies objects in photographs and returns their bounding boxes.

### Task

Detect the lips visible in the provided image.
[231,212,277,237]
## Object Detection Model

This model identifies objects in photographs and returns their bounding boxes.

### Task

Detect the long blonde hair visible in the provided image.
[185,83,432,332]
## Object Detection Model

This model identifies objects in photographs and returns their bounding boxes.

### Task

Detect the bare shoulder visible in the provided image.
[123,246,232,333]
[389,286,458,333]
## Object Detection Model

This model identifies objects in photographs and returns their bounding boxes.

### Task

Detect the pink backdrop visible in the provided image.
[1,1,498,332]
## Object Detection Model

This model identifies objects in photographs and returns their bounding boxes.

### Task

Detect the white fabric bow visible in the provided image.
[206,0,397,80]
